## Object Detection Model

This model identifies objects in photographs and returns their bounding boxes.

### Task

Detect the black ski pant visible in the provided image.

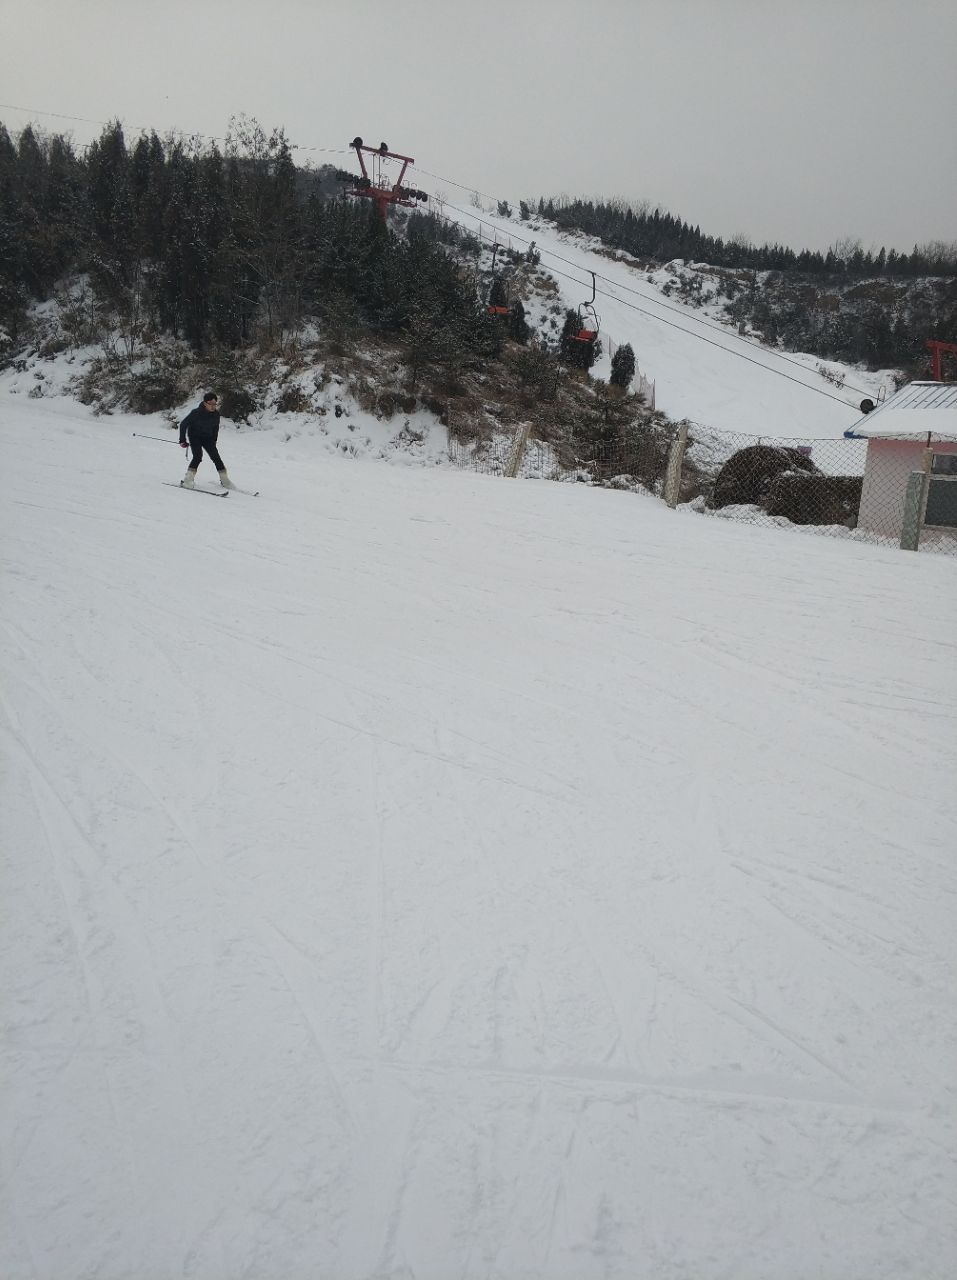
[187,428,226,474]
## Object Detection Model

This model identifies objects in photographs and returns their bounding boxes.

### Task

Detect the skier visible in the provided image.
[179,392,235,489]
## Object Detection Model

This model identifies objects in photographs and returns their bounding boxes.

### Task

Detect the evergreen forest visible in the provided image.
[0,120,502,365]
[1,118,954,382]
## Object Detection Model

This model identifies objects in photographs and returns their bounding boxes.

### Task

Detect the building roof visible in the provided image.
[844,381,957,441]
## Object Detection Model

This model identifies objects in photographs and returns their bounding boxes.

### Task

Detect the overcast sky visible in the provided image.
[2,0,954,254]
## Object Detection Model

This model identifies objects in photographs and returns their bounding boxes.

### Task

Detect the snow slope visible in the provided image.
[427,199,889,441]
[2,398,956,1280]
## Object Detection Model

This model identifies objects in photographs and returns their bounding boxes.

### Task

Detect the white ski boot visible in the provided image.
[218,470,236,490]
[181,470,196,489]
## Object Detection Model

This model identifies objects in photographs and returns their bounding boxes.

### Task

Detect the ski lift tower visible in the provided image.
[344,137,428,221]
[927,339,957,381]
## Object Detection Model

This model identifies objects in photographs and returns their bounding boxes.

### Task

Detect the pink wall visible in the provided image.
[859,439,957,540]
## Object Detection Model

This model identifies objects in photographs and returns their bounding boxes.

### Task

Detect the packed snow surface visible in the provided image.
[2,398,956,1280]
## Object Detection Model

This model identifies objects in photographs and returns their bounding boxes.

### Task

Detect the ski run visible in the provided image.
[2,392,956,1280]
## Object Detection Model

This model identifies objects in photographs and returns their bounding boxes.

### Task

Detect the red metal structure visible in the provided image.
[344,137,428,220]
[927,340,957,380]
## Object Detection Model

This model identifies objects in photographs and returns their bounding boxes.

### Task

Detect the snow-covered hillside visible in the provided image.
[2,183,898,467]
[2,396,955,1279]
[428,198,892,440]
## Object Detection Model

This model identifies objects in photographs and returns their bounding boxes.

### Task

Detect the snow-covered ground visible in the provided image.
[2,396,955,1279]
[428,199,891,441]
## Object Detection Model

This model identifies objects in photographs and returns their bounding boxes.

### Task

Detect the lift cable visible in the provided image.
[427,194,874,405]
[427,201,863,410]
[0,101,351,156]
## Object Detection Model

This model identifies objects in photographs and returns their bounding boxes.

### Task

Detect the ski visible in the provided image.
[163,482,229,497]
[226,486,260,497]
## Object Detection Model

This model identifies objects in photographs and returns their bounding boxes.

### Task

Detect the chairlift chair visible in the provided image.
[486,244,511,317]
[570,271,600,343]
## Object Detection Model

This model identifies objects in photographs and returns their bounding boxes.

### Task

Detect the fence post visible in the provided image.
[663,421,689,508]
[900,469,929,551]
[506,422,531,478]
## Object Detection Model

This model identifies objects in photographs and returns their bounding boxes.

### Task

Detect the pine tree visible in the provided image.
[610,342,635,389]
[0,123,29,337]
[508,299,529,344]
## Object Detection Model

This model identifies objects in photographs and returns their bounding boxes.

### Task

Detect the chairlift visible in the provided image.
[486,244,510,317]
[570,271,600,343]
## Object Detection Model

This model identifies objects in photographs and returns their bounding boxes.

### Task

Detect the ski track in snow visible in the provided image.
[1,401,956,1279]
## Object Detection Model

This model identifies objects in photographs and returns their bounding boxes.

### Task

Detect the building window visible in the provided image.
[925,453,957,527]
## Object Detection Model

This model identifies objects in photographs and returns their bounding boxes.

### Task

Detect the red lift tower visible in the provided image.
[343,137,428,221]
[927,340,957,381]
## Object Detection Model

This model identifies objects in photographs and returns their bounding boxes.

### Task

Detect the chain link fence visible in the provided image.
[445,419,957,556]
[446,416,680,489]
[677,424,957,555]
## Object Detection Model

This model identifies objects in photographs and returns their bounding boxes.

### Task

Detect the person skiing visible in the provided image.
[179,392,235,489]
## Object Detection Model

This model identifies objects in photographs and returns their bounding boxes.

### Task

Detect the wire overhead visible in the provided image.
[0,100,350,156]
[426,200,865,410]
[425,196,873,408]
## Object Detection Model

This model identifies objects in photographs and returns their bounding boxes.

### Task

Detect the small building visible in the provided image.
[844,381,957,543]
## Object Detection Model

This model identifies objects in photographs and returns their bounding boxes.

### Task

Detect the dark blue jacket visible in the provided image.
[179,403,220,446]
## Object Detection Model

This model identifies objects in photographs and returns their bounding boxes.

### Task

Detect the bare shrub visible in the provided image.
[219,387,258,424]
[766,473,863,526]
[127,369,184,414]
[276,385,312,414]
[511,342,560,403]
[712,445,818,509]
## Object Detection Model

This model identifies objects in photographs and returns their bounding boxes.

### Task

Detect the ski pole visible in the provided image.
[132,433,180,444]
